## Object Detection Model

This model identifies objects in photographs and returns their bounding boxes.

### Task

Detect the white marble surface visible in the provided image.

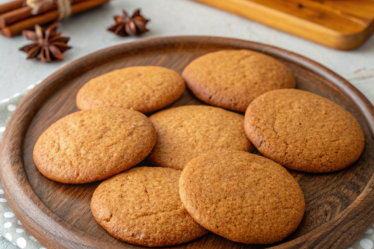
[0,0,373,102]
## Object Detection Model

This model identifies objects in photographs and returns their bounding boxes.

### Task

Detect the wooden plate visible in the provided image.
[1,36,374,249]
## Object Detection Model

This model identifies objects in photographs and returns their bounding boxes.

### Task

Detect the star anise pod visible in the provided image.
[108,9,150,37]
[19,23,72,63]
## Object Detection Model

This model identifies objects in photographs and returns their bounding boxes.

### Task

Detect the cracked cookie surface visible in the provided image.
[76,66,186,113]
[179,150,305,244]
[91,167,208,247]
[148,105,253,170]
[182,50,295,112]
[33,107,156,184]
[244,89,365,173]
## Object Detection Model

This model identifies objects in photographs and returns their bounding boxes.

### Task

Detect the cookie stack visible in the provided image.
[33,50,365,247]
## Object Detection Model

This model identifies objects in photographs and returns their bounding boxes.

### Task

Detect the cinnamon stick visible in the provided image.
[1,0,110,37]
[0,0,24,15]
[0,0,88,29]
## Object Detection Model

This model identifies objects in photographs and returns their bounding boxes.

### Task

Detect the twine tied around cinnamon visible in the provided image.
[26,0,71,19]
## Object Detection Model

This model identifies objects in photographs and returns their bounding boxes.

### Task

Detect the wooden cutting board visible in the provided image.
[1,36,374,249]
[194,0,374,50]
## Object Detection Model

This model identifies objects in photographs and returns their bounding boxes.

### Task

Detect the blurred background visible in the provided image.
[0,0,373,102]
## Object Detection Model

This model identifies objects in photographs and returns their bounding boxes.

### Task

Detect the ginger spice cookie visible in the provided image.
[76,66,186,113]
[182,50,295,112]
[179,150,305,244]
[91,167,208,247]
[148,105,253,170]
[33,107,156,184]
[244,89,365,173]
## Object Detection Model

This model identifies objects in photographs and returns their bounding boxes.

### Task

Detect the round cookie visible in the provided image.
[33,107,156,184]
[91,167,208,247]
[148,105,253,170]
[179,150,305,244]
[182,50,295,112]
[244,89,365,173]
[76,66,186,113]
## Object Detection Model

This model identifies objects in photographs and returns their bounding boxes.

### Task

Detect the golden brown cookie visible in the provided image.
[244,89,365,173]
[179,150,305,244]
[182,50,295,112]
[76,66,185,113]
[91,167,208,247]
[148,105,253,170]
[33,107,156,184]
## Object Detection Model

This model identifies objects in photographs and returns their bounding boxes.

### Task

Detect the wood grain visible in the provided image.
[193,0,374,50]
[1,36,374,249]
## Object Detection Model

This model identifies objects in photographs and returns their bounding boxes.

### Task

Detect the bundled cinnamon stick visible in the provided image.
[0,0,110,37]
[0,0,89,28]
[0,0,23,14]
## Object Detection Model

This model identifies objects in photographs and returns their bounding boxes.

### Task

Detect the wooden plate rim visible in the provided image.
[1,36,374,249]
